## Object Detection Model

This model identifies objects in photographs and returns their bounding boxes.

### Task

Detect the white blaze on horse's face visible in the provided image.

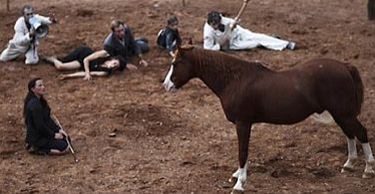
[163,65,176,92]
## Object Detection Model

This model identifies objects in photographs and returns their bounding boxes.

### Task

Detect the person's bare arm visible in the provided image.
[60,71,108,80]
[82,50,109,80]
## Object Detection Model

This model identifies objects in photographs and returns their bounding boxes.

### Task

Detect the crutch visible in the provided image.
[231,0,250,30]
[52,114,79,163]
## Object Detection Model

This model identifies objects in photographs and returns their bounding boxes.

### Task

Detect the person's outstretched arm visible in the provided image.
[60,71,108,80]
[34,14,54,25]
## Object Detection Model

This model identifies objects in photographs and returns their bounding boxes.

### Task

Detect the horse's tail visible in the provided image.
[347,64,364,115]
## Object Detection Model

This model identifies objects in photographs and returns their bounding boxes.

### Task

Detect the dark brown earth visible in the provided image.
[1,0,375,193]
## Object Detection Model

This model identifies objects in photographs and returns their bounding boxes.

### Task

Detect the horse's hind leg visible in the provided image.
[354,119,375,178]
[335,116,375,178]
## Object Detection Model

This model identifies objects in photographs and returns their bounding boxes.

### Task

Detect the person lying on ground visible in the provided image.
[0,5,56,65]
[203,11,296,51]
[44,46,127,81]
[157,16,182,57]
[23,77,69,155]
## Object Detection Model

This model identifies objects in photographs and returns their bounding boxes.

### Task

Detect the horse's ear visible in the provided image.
[176,45,194,59]
[171,49,179,63]
[180,45,195,50]
[187,37,193,45]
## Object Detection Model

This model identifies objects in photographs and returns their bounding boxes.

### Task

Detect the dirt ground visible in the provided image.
[1,0,375,193]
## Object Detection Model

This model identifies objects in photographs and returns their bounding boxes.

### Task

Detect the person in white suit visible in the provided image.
[203,11,296,51]
[0,5,55,65]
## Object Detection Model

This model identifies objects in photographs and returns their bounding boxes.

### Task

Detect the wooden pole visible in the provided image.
[231,0,249,30]
[182,0,186,7]
[7,0,10,11]
[369,0,375,20]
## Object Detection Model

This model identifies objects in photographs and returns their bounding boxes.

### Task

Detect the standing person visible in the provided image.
[44,46,126,81]
[157,16,182,57]
[369,0,375,20]
[0,5,56,65]
[203,11,296,51]
[104,20,149,68]
[23,78,68,155]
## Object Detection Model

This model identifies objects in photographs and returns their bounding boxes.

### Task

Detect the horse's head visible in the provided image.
[163,46,195,92]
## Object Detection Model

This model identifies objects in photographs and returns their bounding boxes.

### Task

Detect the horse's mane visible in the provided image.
[184,47,272,81]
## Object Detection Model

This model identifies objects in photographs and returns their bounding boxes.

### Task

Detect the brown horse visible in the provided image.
[163,47,375,193]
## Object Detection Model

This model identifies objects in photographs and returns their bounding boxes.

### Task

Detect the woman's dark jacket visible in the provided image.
[25,97,60,147]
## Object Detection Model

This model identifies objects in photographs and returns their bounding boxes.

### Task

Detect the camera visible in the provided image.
[29,16,49,39]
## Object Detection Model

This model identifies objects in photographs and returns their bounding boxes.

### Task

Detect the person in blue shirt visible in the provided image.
[157,16,182,57]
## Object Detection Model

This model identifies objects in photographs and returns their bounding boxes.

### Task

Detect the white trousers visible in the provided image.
[0,42,39,65]
[230,27,289,51]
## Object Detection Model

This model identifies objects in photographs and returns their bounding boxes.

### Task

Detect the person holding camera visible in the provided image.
[0,5,56,65]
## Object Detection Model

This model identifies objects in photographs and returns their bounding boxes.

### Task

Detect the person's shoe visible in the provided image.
[286,42,296,50]
[137,37,149,43]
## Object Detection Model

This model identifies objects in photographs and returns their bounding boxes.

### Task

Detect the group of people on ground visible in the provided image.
[1,5,297,155]
[45,20,151,80]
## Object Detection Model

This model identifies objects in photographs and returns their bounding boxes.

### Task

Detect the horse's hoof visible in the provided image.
[341,166,354,173]
[231,189,244,194]
[228,177,238,183]
[362,172,375,179]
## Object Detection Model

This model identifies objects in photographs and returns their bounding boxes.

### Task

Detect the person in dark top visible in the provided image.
[23,77,69,155]
[103,20,149,68]
[157,16,182,57]
[44,46,126,80]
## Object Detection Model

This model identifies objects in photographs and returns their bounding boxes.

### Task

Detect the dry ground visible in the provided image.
[1,0,375,193]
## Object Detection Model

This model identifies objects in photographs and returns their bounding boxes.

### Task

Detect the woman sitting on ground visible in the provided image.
[45,46,128,81]
[24,77,69,155]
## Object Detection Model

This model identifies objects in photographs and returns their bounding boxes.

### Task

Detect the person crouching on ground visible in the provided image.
[103,20,149,68]
[44,46,126,81]
[0,5,56,65]
[157,16,182,57]
[203,11,296,51]
[23,78,69,155]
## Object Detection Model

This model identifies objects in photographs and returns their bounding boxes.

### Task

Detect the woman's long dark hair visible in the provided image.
[23,78,49,123]
[111,55,126,71]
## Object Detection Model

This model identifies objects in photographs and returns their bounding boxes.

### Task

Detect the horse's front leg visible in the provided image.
[231,121,252,194]
[341,137,358,173]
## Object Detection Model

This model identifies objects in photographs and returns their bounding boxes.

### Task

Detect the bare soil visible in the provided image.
[1,0,375,193]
